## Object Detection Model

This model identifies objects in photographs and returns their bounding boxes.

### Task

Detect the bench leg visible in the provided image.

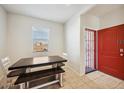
[55,74,59,79]
[25,82,29,89]
[20,83,25,89]
[31,80,59,89]
[26,68,31,73]
[59,73,63,87]
[25,68,31,89]
[52,64,57,68]
[52,64,59,79]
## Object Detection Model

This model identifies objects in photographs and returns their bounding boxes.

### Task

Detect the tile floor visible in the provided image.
[60,67,124,89]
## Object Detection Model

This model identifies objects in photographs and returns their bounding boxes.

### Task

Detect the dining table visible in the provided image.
[8,56,67,89]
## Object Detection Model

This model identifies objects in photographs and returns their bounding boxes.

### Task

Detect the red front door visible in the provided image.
[98,24,124,80]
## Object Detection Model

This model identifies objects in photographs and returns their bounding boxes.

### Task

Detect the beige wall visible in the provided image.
[0,6,7,59]
[100,7,124,29]
[7,13,64,63]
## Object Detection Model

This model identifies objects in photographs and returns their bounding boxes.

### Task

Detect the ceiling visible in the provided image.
[1,4,124,23]
[2,4,90,23]
[86,4,124,17]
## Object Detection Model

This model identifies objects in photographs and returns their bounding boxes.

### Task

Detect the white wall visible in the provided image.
[0,6,7,82]
[0,6,7,58]
[7,13,64,63]
[64,5,95,75]
[81,14,100,30]
[80,14,100,71]
[64,14,81,74]
[100,7,124,29]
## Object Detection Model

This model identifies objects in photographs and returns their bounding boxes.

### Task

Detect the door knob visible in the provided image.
[120,53,123,56]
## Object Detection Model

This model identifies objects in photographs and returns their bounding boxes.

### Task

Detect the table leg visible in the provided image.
[52,64,57,68]
[20,83,25,89]
[52,64,59,79]
[26,82,29,89]
[25,68,31,89]
[59,73,63,87]
[26,68,31,73]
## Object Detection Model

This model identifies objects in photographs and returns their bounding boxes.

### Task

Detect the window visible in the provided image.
[32,26,49,52]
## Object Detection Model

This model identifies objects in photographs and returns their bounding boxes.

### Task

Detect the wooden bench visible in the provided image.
[7,63,65,77]
[14,67,65,89]
[7,68,26,77]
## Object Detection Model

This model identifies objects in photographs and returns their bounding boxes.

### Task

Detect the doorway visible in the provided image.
[85,28,96,74]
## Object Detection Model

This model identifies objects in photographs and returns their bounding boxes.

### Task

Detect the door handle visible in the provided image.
[120,53,123,56]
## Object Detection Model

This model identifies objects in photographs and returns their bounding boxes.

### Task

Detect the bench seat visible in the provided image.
[7,68,26,77]
[7,63,65,78]
[57,63,65,67]
[15,67,65,85]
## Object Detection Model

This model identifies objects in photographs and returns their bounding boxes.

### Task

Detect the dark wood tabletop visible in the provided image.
[9,56,67,70]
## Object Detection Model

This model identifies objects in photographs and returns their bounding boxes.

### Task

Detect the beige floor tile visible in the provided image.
[93,75,122,88]
[66,79,84,88]
[64,68,124,89]
[96,71,109,76]
[102,74,122,83]
[61,80,73,89]
[73,83,90,89]
[84,80,102,89]
[79,76,93,84]
[60,84,73,89]
[116,82,124,89]
[86,71,102,80]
